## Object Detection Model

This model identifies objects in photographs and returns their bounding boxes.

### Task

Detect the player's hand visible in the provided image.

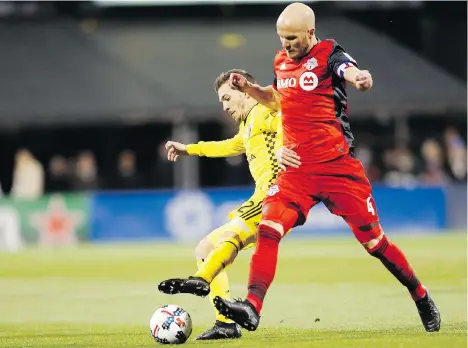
[355,70,373,91]
[165,141,188,162]
[276,146,301,171]
[229,73,250,92]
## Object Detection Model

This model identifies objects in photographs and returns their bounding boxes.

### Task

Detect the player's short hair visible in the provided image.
[214,69,257,92]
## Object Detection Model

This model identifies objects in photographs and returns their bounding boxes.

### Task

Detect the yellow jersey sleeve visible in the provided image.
[186,131,245,157]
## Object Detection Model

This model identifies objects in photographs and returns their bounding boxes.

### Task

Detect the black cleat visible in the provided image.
[158,277,210,297]
[415,292,441,332]
[213,296,260,331]
[195,321,242,340]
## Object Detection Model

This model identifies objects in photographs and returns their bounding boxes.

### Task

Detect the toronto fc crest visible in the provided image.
[303,57,318,70]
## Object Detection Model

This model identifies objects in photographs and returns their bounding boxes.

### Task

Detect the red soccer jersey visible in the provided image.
[273,39,358,165]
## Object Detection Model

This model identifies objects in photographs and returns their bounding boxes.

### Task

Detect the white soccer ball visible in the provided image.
[149,304,193,345]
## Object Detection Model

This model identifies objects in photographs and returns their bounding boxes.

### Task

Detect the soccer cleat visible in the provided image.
[415,292,441,332]
[158,277,210,297]
[213,296,260,331]
[195,321,242,340]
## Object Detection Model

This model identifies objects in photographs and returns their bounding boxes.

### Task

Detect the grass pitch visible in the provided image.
[0,233,466,347]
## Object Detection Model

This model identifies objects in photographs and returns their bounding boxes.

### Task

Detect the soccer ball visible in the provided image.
[149,304,192,345]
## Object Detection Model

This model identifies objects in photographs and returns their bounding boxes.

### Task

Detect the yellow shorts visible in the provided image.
[205,190,266,251]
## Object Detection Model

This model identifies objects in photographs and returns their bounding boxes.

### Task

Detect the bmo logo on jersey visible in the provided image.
[276,78,297,89]
[276,72,319,91]
[299,72,319,91]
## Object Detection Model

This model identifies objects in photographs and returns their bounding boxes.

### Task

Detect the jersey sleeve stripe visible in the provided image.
[337,62,356,78]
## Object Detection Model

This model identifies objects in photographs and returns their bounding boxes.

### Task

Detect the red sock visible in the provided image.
[246,224,282,314]
[369,235,427,301]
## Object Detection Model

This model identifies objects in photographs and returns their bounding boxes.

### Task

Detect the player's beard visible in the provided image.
[296,46,310,60]
[292,38,314,61]
[288,46,305,60]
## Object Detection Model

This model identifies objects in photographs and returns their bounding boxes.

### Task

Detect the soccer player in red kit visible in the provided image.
[214,2,441,333]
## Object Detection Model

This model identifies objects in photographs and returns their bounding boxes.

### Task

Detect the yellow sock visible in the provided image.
[194,241,238,282]
[197,259,233,323]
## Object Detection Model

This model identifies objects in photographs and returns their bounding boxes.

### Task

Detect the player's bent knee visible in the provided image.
[366,235,390,257]
[349,221,392,255]
[259,220,284,235]
[349,221,383,245]
[362,233,384,250]
[261,200,301,234]
[194,237,214,261]
[218,231,243,251]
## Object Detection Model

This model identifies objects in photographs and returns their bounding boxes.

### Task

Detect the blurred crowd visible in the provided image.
[5,146,173,199]
[356,126,467,188]
[4,126,466,200]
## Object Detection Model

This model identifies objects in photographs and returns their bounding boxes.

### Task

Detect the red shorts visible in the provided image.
[263,154,379,232]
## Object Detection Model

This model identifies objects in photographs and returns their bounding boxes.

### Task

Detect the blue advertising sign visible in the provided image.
[89,186,446,242]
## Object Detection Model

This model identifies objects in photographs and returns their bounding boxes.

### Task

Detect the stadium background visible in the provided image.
[0,1,466,347]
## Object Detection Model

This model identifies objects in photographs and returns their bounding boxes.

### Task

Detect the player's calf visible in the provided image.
[194,234,241,283]
[351,222,441,332]
[246,222,283,314]
[365,233,426,299]
[242,202,300,318]
[351,222,422,293]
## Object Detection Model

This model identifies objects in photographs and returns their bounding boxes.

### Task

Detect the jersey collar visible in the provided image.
[301,37,321,60]
[243,102,259,125]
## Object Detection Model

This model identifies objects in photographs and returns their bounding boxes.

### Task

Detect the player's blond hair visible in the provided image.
[214,69,257,92]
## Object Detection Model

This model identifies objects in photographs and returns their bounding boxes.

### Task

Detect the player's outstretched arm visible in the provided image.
[185,133,245,159]
[229,73,281,111]
[343,66,373,91]
[166,136,245,161]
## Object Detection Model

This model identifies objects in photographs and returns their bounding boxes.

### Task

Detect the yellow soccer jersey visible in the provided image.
[186,103,282,192]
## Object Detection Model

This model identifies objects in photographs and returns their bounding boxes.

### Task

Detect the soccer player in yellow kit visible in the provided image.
[158,69,282,340]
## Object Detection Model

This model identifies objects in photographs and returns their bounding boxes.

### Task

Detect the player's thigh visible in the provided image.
[197,222,252,258]
[203,224,228,248]
[328,188,382,244]
[324,183,378,225]
[230,193,264,223]
[228,193,265,250]
[203,218,258,253]
[319,159,381,242]
[196,194,263,258]
[262,172,317,234]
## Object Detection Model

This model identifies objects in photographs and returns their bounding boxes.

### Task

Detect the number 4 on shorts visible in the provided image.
[367,195,375,216]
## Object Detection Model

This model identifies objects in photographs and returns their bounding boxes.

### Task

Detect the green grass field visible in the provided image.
[0,233,466,347]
